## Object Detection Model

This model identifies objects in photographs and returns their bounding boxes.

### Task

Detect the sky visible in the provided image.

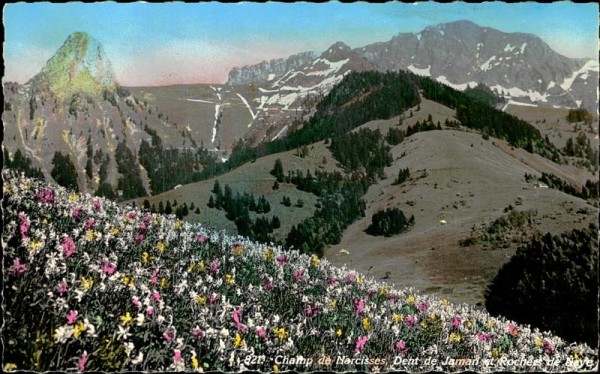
[3,2,598,86]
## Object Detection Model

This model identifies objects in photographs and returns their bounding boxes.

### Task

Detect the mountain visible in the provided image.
[226,51,318,85]
[355,20,598,110]
[226,20,598,114]
[29,32,117,101]
[2,32,203,198]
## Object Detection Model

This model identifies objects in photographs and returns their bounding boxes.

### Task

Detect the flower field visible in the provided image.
[2,169,597,372]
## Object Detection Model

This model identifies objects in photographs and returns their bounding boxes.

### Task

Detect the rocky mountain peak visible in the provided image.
[31,31,117,100]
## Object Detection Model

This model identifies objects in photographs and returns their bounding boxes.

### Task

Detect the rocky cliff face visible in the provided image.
[3,32,194,196]
[355,20,597,110]
[226,51,318,85]
[227,20,598,112]
[29,32,117,101]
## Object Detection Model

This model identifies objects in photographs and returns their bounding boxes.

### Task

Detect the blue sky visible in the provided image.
[3,2,598,86]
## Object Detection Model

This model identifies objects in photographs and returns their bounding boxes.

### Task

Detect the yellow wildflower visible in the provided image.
[491,347,502,359]
[430,313,439,321]
[157,241,166,252]
[20,182,31,190]
[263,248,274,261]
[310,254,320,267]
[73,321,86,338]
[191,356,199,369]
[85,230,96,241]
[330,299,337,309]
[441,299,450,307]
[3,184,12,195]
[28,240,43,252]
[3,363,17,372]
[43,218,49,225]
[68,193,79,202]
[110,227,120,236]
[121,276,135,287]
[486,320,494,330]
[141,252,153,265]
[195,295,207,305]
[81,276,94,290]
[464,320,473,329]
[363,317,371,331]
[535,337,543,348]
[406,295,416,305]
[336,329,342,337]
[123,216,132,224]
[233,332,244,348]
[175,220,183,230]
[120,312,132,325]
[379,286,388,297]
[355,276,363,284]
[273,364,280,373]
[392,313,404,324]
[273,326,288,341]
[225,273,235,285]
[160,277,170,289]
[449,332,462,344]
[153,219,159,225]
[196,260,205,272]
[572,350,580,361]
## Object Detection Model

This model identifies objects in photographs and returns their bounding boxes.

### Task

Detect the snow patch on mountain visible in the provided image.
[481,56,496,71]
[560,60,599,91]
[407,64,431,76]
[306,58,350,77]
[435,76,478,91]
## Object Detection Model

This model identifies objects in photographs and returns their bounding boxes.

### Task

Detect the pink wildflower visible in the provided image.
[152,291,160,301]
[36,188,54,204]
[67,310,78,325]
[93,199,102,212]
[78,351,88,372]
[85,218,95,231]
[476,332,493,343]
[305,304,321,317]
[163,329,174,343]
[18,212,29,239]
[101,260,116,275]
[132,296,141,310]
[353,298,365,316]
[345,273,356,282]
[128,211,137,220]
[146,306,154,317]
[328,276,337,286]
[395,341,407,353]
[355,335,368,353]
[62,236,76,258]
[263,276,273,291]
[417,301,429,312]
[388,292,398,302]
[508,323,519,336]
[256,327,267,340]
[195,234,208,244]
[543,340,554,356]
[405,315,418,328]
[209,294,218,305]
[173,349,182,363]
[451,315,462,329]
[209,260,220,274]
[276,255,288,265]
[72,207,83,220]
[10,258,27,276]
[232,307,247,332]
[135,232,144,244]
[58,281,68,297]
[293,268,305,281]
[192,326,205,340]
[150,268,159,286]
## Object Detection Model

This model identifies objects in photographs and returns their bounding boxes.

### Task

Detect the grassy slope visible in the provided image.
[140,98,597,306]
[325,99,597,306]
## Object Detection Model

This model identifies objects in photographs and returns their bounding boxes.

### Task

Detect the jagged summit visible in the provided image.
[30,31,117,100]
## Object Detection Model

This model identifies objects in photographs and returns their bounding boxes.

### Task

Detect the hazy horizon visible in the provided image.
[3,2,598,86]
